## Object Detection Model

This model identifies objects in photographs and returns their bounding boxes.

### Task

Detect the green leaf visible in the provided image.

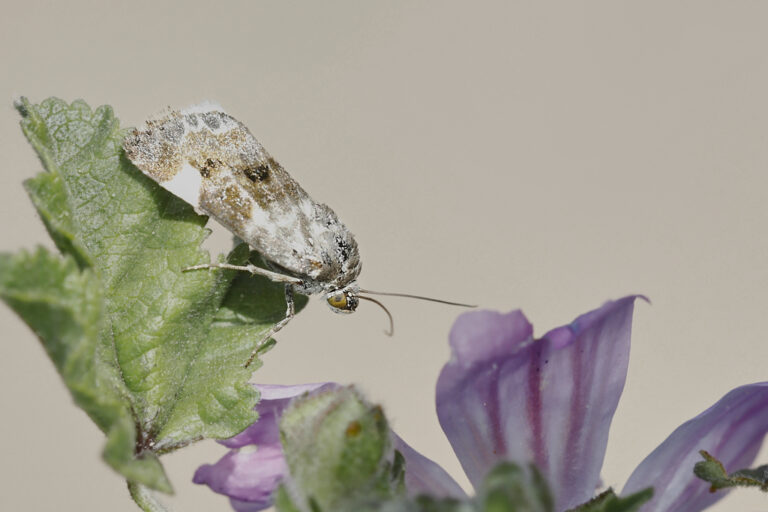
[565,488,653,512]
[4,97,306,494]
[0,248,172,492]
[128,481,171,512]
[694,450,768,492]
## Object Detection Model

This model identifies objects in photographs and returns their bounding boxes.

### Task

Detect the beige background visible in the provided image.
[1,2,767,511]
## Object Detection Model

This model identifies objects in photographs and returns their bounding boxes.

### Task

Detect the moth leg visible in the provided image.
[245,285,295,368]
[183,262,302,285]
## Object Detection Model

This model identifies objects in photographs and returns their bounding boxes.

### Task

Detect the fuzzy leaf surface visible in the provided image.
[5,97,306,491]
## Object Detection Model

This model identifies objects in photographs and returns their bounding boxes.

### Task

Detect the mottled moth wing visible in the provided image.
[123,106,361,290]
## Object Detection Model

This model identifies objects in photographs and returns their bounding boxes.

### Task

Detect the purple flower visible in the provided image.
[194,383,336,512]
[194,297,768,511]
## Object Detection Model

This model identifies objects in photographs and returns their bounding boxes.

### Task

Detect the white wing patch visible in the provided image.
[123,104,362,291]
[163,162,204,213]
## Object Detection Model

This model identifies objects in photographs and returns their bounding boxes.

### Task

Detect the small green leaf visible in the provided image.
[103,415,173,494]
[565,487,653,512]
[694,450,768,492]
[4,97,307,495]
[128,481,171,512]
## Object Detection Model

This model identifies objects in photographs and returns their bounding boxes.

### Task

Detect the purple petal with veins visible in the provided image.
[436,297,641,511]
[393,434,467,499]
[623,382,768,512]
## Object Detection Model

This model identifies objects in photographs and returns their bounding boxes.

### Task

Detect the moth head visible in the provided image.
[326,286,474,337]
[325,287,359,314]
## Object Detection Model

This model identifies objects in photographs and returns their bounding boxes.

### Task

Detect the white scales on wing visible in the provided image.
[124,103,473,367]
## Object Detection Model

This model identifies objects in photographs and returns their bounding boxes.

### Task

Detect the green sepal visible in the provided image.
[694,450,768,492]
[565,487,654,512]
[278,386,403,512]
[274,486,305,512]
[473,462,553,512]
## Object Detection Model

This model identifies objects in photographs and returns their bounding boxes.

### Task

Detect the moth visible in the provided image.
[124,104,471,366]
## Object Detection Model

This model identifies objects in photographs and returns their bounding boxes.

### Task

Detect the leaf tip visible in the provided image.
[13,96,30,117]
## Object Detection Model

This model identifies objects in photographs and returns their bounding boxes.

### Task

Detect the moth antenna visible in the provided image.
[358,295,394,336]
[359,289,476,308]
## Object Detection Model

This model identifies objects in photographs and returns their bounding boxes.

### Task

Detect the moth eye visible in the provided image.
[327,293,347,309]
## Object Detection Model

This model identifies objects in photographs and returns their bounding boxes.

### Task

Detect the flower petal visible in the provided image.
[229,498,270,512]
[193,444,287,510]
[436,297,641,511]
[622,382,768,512]
[195,383,335,510]
[222,383,333,449]
[393,434,467,499]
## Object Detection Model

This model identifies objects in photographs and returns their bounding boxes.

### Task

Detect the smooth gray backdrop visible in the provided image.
[1,2,766,511]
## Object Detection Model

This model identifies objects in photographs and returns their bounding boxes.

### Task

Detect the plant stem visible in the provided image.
[128,481,169,512]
